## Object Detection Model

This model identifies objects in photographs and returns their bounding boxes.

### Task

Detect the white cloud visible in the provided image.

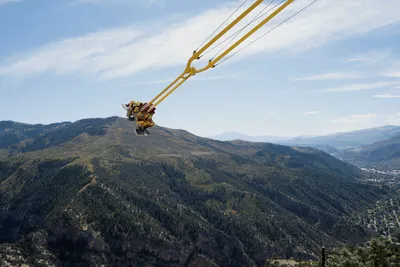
[384,72,400,78]
[293,72,365,81]
[351,114,378,119]
[76,0,102,3]
[343,49,392,64]
[1,0,400,80]
[317,81,400,93]
[326,113,384,132]
[0,26,143,78]
[373,94,400,98]
[190,72,257,81]
[385,113,400,125]
[328,113,379,131]
[116,71,255,87]
[329,113,378,123]
[0,0,20,5]
[380,60,400,78]
[327,113,400,132]
[304,111,322,115]
[70,0,161,7]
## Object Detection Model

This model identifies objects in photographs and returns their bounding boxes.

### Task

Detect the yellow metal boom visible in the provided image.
[144,0,294,112]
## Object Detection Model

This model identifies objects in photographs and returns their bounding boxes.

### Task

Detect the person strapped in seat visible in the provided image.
[124,101,156,135]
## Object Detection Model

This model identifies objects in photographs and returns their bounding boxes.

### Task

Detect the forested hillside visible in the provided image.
[0,117,390,266]
[339,134,400,169]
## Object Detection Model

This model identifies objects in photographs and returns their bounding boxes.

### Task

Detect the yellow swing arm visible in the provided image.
[144,0,294,111]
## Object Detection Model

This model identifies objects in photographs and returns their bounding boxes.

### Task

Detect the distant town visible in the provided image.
[352,168,400,243]
[360,167,400,185]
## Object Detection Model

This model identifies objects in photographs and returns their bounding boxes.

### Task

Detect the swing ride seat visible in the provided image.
[122,102,156,135]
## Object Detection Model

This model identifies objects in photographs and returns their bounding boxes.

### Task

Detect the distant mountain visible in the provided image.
[212,125,400,152]
[209,131,291,143]
[0,117,388,266]
[339,134,400,169]
[209,133,342,155]
[285,125,400,150]
[274,143,342,156]
[294,144,341,155]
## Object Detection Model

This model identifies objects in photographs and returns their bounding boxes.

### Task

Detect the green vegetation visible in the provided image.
[265,237,400,266]
[340,134,400,169]
[6,117,117,155]
[0,117,395,266]
[325,237,400,267]
[0,120,71,149]
[347,188,400,242]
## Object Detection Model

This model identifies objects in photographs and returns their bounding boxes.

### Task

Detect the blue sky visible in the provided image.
[0,0,400,137]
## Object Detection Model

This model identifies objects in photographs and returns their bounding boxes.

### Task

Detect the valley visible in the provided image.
[360,168,400,185]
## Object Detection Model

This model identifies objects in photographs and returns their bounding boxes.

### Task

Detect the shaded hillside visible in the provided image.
[277,144,340,156]
[340,134,400,169]
[301,144,340,155]
[0,117,389,266]
[0,120,71,149]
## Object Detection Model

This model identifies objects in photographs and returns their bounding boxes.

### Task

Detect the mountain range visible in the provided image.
[209,132,291,143]
[210,125,400,152]
[0,117,390,266]
[339,134,400,169]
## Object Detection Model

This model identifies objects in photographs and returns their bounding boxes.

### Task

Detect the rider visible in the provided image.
[125,101,155,133]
